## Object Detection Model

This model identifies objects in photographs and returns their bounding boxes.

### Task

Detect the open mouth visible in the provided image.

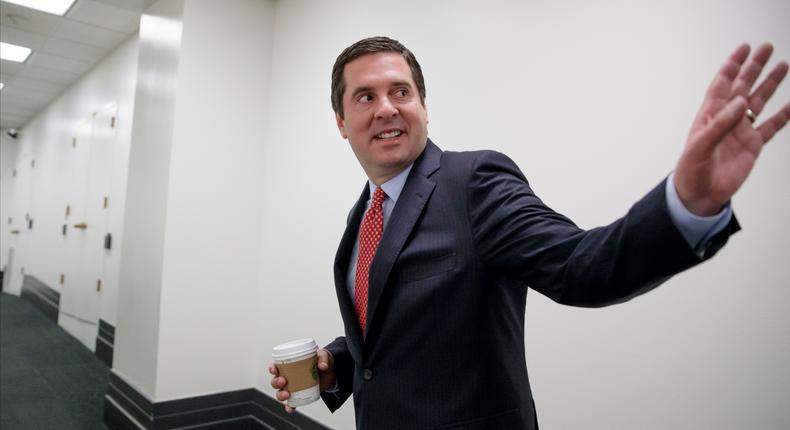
[375,129,403,139]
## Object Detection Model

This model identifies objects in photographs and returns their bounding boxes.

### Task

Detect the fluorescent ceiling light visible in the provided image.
[0,83,4,91]
[2,0,77,16]
[0,42,33,63]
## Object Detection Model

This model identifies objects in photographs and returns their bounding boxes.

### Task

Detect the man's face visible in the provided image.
[336,52,429,185]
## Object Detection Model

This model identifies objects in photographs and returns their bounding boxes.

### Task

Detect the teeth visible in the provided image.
[377,130,402,139]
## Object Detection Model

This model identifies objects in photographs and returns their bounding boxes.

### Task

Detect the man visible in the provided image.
[271,37,789,429]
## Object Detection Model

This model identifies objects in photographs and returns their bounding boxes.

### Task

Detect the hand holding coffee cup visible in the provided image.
[270,339,335,413]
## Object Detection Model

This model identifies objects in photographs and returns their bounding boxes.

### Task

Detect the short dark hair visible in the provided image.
[331,36,426,118]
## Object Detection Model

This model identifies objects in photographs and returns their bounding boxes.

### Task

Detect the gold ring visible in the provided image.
[745,108,756,123]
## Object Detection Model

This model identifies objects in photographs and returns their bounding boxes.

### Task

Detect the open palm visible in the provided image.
[675,43,790,216]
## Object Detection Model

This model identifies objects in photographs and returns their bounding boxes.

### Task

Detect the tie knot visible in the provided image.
[371,187,387,208]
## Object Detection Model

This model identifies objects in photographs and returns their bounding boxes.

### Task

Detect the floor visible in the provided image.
[0,292,109,430]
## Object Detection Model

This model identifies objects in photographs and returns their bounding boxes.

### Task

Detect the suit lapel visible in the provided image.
[366,141,442,339]
[333,183,369,360]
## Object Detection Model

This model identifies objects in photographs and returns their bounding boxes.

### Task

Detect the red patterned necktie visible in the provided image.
[354,187,387,332]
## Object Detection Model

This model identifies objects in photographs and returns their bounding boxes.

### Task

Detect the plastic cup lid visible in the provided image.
[272,338,318,360]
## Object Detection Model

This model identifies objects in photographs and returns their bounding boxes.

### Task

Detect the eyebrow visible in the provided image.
[349,81,414,100]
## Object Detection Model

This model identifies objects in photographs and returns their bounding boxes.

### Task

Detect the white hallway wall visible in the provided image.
[2,35,138,349]
[257,0,790,429]
[153,0,273,400]
[112,0,185,398]
[0,135,18,275]
[152,0,273,400]
[112,0,276,402]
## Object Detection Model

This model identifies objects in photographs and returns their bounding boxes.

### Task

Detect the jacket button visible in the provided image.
[363,369,373,381]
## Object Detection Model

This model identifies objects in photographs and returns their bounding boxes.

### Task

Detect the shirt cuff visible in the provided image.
[665,172,733,256]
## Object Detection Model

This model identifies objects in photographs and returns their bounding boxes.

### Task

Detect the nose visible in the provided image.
[374,96,398,120]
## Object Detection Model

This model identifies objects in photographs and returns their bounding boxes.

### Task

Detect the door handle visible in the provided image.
[74,222,88,230]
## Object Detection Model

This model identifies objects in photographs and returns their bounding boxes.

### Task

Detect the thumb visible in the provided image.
[317,349,333,371]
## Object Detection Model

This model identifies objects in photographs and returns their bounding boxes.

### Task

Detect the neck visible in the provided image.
[368,168,406,186]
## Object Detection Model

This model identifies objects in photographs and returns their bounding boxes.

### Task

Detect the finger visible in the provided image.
[317,349,332,371]
[749,61,789,115]
[268,364,279,376]
[730,43,774,99]
[276,389,291,402]
[757,100,790,143]
[271,376,286,389]
[690,96,748,155]
[703,44,750,104]
[285,405,296,414]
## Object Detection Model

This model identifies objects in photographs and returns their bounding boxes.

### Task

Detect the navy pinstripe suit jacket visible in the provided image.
[322,140,738,429]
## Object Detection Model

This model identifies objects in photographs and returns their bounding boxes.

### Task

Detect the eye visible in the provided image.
[394,88,409,97]
[357,94,373,104]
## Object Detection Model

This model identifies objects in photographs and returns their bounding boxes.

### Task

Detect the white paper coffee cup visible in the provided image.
[272,338,320,407]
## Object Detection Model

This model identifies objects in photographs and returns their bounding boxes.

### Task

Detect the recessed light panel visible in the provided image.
[0,42,33,63]
[3,0,77,16]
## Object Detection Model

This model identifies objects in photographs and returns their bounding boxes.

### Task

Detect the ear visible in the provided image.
[335,112,348,139]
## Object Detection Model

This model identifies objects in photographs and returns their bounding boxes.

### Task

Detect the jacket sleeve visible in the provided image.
[466,150,740,307]
[320,336,355,412]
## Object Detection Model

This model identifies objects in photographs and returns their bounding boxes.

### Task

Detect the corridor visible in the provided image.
[0,293,108,430]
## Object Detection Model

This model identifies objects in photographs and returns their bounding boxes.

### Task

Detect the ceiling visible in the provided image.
[0,0,157,131]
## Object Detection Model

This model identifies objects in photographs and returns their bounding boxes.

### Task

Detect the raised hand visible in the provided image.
[675,43,790,216]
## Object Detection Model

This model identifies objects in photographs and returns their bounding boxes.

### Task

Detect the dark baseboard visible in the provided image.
[249,390,333,430]
[96,319,115,366]
[104,371,332,430]
[20,275,60,323]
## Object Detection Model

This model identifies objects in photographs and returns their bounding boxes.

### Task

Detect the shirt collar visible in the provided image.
[368,164,413,205]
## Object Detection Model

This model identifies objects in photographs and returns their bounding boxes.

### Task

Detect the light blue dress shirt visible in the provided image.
[345,167,732,298]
